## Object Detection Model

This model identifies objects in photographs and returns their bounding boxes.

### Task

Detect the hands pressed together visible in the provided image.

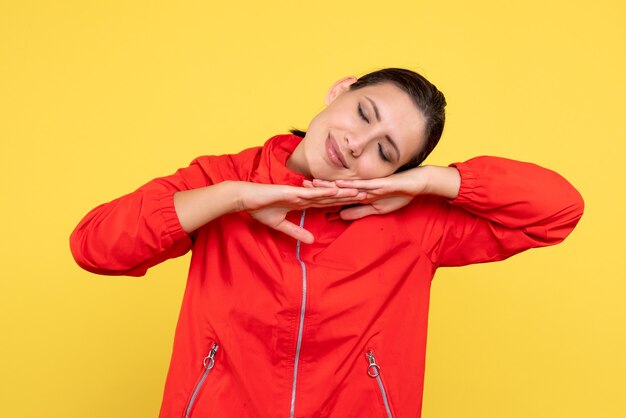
[174,165,459,244]
[241,166,453,244]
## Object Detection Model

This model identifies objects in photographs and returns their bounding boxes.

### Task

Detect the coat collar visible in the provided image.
[249,133,346,221]
[251,133,310,186]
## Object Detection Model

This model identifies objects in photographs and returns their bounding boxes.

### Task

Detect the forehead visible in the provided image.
[352,83,426,159]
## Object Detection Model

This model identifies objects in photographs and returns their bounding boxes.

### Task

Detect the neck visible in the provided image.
[286,139,311,178]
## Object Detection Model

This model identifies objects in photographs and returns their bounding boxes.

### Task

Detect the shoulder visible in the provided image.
[189,145,263,183]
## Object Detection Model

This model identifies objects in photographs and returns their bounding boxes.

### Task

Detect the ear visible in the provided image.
[324,76,358,106]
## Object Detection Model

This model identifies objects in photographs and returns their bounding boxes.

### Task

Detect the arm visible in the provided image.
[175,181,362,242]
[319,156,584,267]
[70,157,363,277]
[430,156,585,266]
[69,156,216,277]
[310,164,461,219]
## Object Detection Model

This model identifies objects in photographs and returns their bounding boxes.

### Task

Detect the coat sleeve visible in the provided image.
[69,156,215,277]
[422,156,584,267]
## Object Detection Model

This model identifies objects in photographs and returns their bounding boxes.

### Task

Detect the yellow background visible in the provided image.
[1,0,624,417]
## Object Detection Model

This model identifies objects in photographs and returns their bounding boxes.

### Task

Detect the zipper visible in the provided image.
[184,343,219,418]
[366,350,394,418]
[289,210,308,418]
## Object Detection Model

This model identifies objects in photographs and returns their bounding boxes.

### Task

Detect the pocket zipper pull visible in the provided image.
[202,343,219,370]
[366,350,381,378]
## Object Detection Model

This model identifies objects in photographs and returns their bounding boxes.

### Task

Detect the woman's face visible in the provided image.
[288,77,427,180]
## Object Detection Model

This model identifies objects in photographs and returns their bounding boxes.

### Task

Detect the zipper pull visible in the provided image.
[366,350,381,378]
[202,343,219,370]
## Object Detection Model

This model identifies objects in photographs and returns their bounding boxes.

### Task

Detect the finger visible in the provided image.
[299,193,366,208]
[302,180,349,193]
[308,192,368,206]
[339,204,380,220]
[298,187,362,200]
[335,178,387,190]
[297,187,339,199]
[308,200,363,208]
[325,188,360,198]
[273,220,315,244]
[311,179,337,188]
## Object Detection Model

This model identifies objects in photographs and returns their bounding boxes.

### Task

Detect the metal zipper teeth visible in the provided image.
[184,343,219,418]
[366,350,394,418]
[289,210,308,418]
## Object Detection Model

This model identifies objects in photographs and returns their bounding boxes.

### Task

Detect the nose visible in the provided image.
[345,133,368,158]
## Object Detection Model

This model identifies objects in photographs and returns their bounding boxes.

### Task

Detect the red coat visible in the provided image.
[70,134,584,418]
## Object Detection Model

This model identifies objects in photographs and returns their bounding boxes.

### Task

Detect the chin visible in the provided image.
[311,170,333,181]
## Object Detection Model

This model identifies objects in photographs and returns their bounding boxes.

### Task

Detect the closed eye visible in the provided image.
[358,103,369,123]
[378,143,391,163]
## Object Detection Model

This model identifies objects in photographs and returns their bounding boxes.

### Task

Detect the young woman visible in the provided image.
[70,68,584,418]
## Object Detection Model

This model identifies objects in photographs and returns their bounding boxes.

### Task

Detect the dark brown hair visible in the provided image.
[290,67,446,171]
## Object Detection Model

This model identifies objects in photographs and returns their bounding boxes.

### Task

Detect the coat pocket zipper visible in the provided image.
[184,343,219,418]
[366,350,394,418]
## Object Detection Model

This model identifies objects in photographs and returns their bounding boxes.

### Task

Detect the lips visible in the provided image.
[325,133,348,169]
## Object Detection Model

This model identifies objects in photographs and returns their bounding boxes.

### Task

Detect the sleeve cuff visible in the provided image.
[157,191,193,246]
[447,161,479,206]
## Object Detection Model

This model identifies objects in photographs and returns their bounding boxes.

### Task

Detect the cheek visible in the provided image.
[354,158,393,180]
[305,140,337,180]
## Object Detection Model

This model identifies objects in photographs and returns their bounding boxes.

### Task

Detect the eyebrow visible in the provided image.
[364,96,401,163]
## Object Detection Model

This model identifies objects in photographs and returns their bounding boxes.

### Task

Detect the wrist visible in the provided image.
[418,165,436,195]
[222,181,247,213]
[422,165,461,199]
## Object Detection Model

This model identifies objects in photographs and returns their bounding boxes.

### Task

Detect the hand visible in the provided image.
[237,182,365,243]
[304,167,430,220]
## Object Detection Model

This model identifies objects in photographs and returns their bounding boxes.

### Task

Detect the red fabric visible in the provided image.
[70,134,584,417]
